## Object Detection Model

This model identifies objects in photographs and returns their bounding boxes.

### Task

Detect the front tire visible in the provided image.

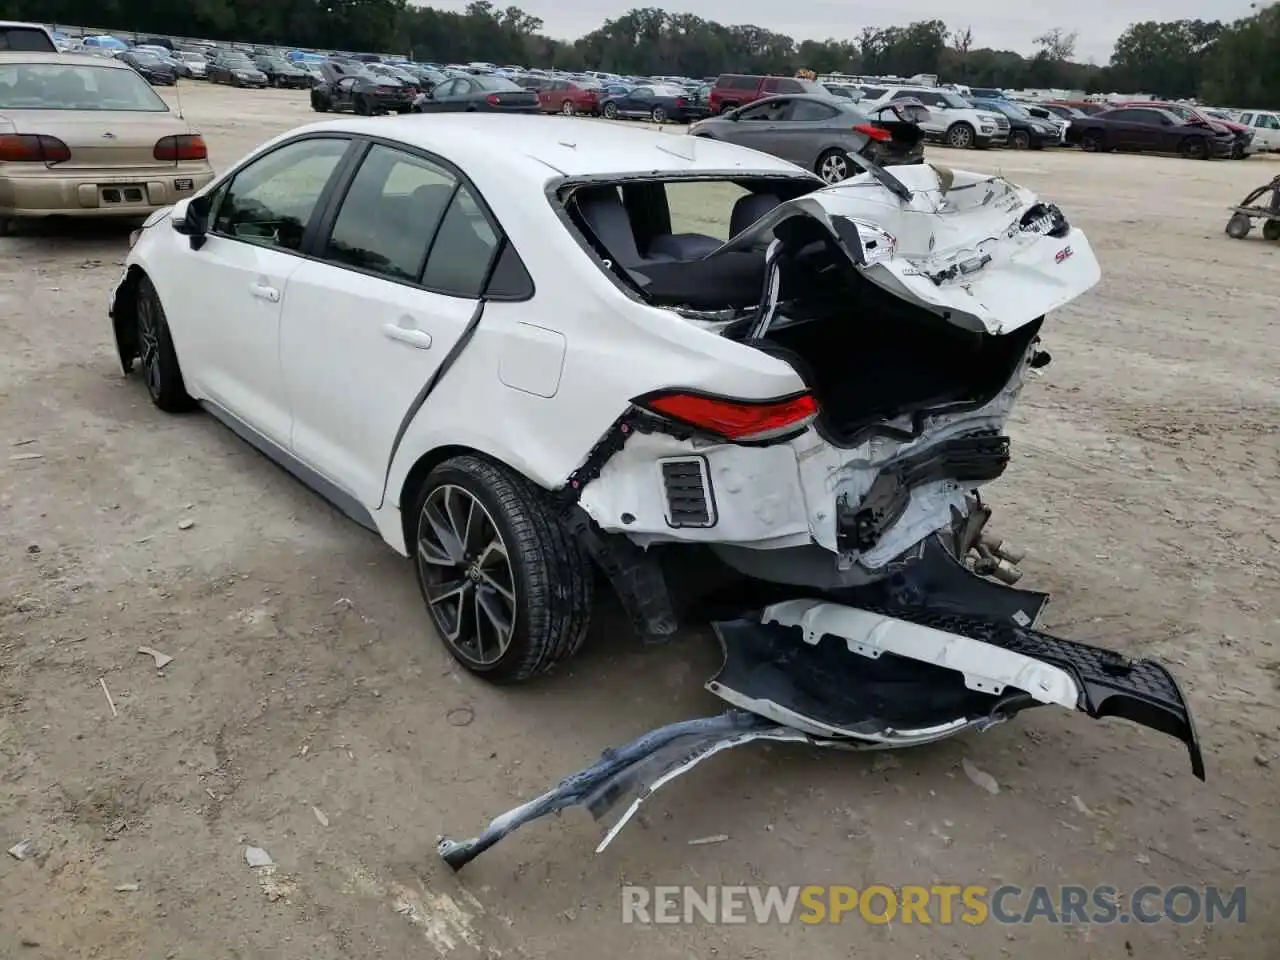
[311,93,328,112]
[561,99,575,116]
[1180,136,1208,160]
[134,275,194,412]
[945,122,975,149]
[412,456,592,683]
[816,148,851,183]
[1010,130,1030,150]
[1080,130,1103,152]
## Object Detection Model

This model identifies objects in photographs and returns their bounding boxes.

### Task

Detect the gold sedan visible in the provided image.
[0,52,215,234]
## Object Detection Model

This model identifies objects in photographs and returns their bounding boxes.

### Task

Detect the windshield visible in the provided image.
[475,76,521,91]
[0,62,169,111]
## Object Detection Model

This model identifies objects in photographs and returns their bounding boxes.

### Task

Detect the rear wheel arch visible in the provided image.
[399,444,490,551]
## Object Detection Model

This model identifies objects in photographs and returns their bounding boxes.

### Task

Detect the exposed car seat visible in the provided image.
[647,232,722,260]
[729,192,783,238]
[576,185,667,266]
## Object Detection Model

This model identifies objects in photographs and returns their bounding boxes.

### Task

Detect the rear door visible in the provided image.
[766,98,837,164]
[279,141,507,508]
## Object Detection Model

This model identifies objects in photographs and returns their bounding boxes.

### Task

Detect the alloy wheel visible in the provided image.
[820,152,849,183]
[416,484,517,667]
[135,291,163,401]
[562,100,575,115]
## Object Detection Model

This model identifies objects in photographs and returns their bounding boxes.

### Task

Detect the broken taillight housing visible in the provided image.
[635,390,819,442]
[154,135,208,162]
[854,123,892,141]
[0,134,71,163]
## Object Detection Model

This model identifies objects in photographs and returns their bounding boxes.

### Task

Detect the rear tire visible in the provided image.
[1080,130,1103,152]
[945,122,975,149]
[134,275,195,413]
[603,101,618,119]
[651,106,667,123]
[355,95,371,116]
[561,99,575,116]
[1264,219,1280,241]
[411,455,592,684]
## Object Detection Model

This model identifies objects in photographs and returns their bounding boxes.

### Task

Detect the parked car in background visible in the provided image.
[1048,99,1107,116]
[969,97,1058,149]
[1233,109,1280,152]
[823,84,862,101]
[708,73,828,114]
[690,93,924,181]
[120,51,178,86]
[312,61,413,114]
[860,85,1008,149]
[171,50,208,79]
[685,83,714,120]
[207,52,268,88]
[600,84,696,123]
[413,74,539,113]
[1117,100,1254,158]
[1065,106,1235,159]
[0,51,214,235]
[537,79,602,115]
[1037,102,1089,123]
[254,56,312,88]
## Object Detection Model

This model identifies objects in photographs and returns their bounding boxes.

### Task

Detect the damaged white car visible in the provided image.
[108,115,1203,869]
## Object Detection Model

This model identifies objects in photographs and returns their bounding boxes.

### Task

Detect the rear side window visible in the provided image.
[324,144,458,282]
[789,100,838,122]
[0,26,56,52]
[421,185,501,298]
[860,86,887,98]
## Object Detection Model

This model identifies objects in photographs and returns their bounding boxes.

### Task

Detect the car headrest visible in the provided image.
[730,192,783,238]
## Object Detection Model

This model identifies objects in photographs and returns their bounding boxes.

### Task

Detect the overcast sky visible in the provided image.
[431,0,1260,62]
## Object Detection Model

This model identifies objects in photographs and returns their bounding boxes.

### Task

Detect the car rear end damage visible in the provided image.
[428,159,1203,869]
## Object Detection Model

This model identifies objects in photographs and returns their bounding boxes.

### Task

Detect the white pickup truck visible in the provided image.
[1234,110,1280,152]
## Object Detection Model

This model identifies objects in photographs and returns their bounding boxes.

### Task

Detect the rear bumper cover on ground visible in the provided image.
[437,577,1203,870]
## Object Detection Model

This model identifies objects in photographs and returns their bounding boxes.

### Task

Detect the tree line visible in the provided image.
[3,0,1279,105]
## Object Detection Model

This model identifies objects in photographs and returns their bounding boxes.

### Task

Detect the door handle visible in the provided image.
[382,323,432,349]
[249,282,280,303]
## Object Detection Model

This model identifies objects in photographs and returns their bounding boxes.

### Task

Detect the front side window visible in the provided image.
[212,137,349,252]
[323,144,458,282]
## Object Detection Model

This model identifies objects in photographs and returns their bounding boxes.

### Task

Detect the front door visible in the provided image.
[174,135,353,448]
[280,142,504,508]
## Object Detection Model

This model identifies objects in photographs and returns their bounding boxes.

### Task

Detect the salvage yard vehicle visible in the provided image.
[312,61,413,114]
[689,93,924,180]
[206,51,268,88]
[859,84,1008,149]
[968,97,1059,149]
[599,83,697,123]
[108,115,1204,867]
[1233,109,1280,152]
[1066,106,1235,159]
[413,73,538,113]
[0,52,214,235]
[1117,100,1255,158]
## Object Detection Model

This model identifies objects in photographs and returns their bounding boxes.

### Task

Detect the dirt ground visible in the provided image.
[1,81,1277,959]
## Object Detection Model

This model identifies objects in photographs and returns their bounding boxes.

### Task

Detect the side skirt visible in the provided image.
[201,400,379,534]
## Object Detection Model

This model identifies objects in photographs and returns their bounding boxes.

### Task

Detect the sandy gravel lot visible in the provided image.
[1,82,1277,959]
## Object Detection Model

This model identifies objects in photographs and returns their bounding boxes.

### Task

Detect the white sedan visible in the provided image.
[110,116,1201,794]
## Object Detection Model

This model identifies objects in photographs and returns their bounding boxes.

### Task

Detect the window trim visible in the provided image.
[205,133,361,255]
[303,134,534,303]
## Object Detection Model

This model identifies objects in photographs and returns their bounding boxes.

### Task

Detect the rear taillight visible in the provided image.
[486,94,501,106]
[0,134,71,163]
[635,390,819,442]
[675,97,687,106]
[854,123,892,142]
[154,135,207,161]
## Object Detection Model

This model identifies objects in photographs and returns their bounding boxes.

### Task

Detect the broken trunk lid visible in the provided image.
[714,164,1102,336]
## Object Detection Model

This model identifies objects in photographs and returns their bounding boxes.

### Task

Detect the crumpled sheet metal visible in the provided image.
[437,710,874,870]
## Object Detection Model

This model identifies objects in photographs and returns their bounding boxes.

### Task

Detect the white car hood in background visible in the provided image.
[718,163,1102,335]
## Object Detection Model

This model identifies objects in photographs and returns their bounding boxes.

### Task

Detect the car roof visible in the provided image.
[0,50,133,70]
[284,115,809,181]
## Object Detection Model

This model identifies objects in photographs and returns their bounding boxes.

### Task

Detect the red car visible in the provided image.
[1119,101,1253,158]
[538,80,602,116]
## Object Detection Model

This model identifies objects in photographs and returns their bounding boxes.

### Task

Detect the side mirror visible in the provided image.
[171,194,211,249]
